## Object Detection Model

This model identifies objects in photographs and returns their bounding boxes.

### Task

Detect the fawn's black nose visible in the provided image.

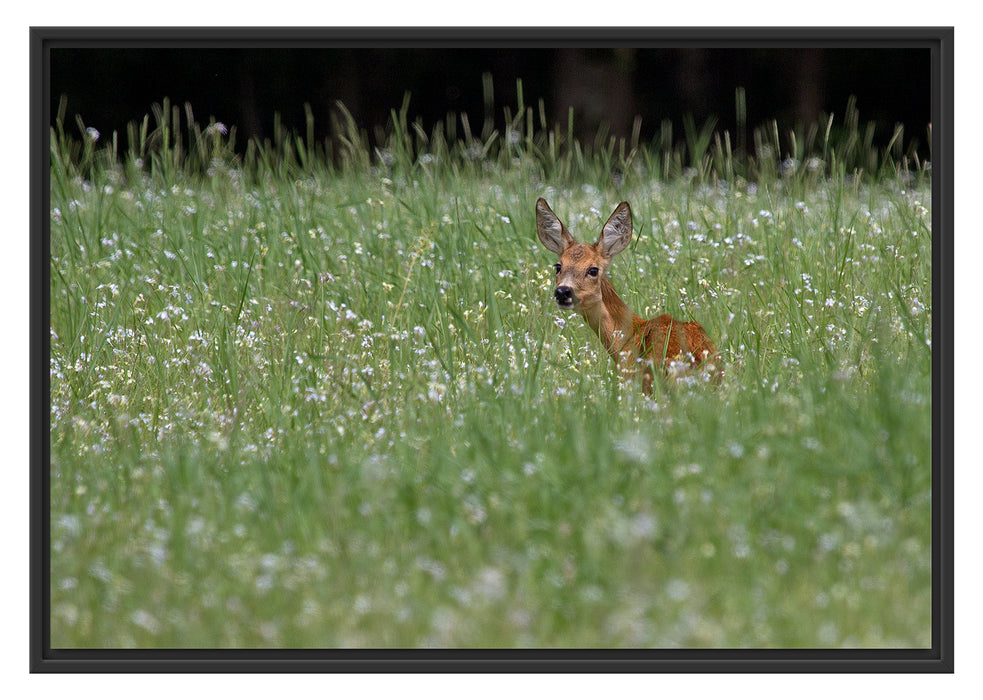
[554,286,574,307]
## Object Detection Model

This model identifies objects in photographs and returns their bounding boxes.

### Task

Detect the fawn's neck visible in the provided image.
[580,277,640,360]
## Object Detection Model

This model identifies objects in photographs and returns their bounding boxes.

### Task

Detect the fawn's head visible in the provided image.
[535,198,633,311]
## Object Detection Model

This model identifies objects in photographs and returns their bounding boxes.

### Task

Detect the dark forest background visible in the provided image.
[50,47,932,154]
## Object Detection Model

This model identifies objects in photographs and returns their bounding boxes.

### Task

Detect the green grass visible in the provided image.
[48,95,932,648]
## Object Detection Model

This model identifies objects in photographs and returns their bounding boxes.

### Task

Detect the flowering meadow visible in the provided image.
[48,99,932,648]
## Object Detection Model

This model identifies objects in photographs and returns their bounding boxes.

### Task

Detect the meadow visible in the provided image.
[48,94,932,648]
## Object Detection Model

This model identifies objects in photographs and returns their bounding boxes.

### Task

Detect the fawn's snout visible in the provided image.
[554,285,575,309]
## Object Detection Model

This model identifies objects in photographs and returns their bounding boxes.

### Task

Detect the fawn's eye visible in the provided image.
[587,267,599,278]
[554,263,562,274]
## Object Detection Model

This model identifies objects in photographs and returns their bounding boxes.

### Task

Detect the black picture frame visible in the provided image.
[30,26,954,673]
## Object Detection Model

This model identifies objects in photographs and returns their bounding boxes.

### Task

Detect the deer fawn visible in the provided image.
[536,198,721,394]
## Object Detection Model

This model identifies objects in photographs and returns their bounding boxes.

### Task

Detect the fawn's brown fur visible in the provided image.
[536,198,721,394]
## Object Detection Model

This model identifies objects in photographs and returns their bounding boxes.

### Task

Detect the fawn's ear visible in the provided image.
[597,201,633,258]
[536,198,576,255]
